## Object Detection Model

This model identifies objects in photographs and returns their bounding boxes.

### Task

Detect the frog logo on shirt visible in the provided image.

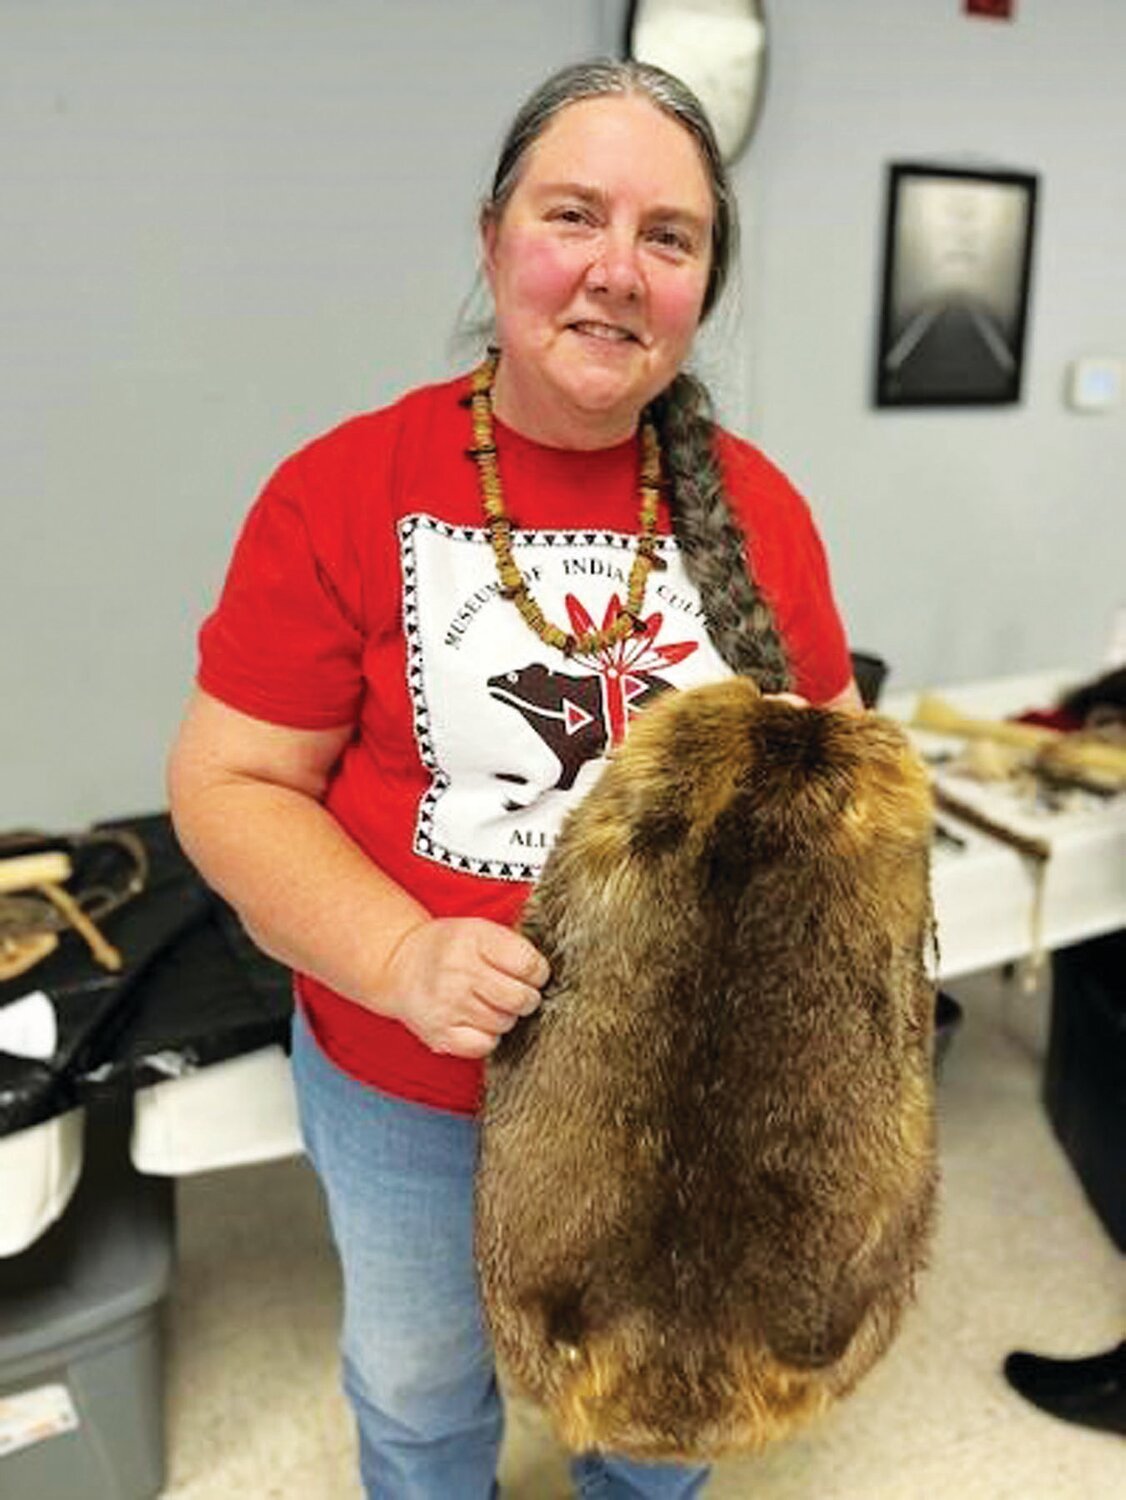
[486,596,697,793]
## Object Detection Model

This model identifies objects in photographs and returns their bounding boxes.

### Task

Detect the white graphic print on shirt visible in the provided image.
[400,515,731,881]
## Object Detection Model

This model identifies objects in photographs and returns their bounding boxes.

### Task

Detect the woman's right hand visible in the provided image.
[377,917,549,1060]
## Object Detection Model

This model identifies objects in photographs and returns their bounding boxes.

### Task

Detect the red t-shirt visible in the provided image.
[198,373,851,1114]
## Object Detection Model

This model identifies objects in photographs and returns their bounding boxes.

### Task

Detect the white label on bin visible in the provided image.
[0,1383,79,1456]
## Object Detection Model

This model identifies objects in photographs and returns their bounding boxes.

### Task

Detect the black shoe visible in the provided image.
[1003,1341,1126,1436]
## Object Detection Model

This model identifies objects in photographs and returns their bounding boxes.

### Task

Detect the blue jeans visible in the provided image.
[291,1010,710,1499]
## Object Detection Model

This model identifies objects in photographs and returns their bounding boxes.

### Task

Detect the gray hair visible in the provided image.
[482,58,738,320]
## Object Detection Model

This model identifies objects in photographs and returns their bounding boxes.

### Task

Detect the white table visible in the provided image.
[886,669,1126,979]
[3,668,1123,1257]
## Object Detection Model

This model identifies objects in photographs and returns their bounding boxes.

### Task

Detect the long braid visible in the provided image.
[652,374,792,694]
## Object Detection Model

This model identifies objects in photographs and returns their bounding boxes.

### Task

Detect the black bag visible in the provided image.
[1043,929,1126,1251]
[0,815,291,1138]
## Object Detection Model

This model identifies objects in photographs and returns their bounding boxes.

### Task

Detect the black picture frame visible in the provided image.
[873,163,1038,407]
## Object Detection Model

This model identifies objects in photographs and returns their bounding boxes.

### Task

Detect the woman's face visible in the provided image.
[482,95,715,449]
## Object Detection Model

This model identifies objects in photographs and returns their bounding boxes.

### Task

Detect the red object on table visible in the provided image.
[1014,707,1082,733]
[965,0,1014,18]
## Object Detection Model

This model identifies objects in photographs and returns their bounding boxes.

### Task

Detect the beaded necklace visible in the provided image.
[466,350,664,658]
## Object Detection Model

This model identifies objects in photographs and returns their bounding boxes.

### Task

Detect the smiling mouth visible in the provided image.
[569,320,640,344]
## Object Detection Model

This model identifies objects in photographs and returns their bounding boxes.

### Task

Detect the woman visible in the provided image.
[169,59,860,1499]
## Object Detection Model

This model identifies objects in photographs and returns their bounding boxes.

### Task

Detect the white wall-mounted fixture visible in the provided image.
[1066,356,1122,412]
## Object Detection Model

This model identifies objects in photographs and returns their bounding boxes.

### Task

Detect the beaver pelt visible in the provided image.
[475,677,939,1463]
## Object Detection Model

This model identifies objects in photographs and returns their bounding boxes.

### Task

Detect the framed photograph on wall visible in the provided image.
[874,163,1038,407]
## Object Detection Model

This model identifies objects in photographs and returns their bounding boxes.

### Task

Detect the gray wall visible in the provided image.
[2,1,1123,827]
[741,0,1126,688]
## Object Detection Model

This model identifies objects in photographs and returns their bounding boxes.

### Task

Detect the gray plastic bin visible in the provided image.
[0,1104,175,1500]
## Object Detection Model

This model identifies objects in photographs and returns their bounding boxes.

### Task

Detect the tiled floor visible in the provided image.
[162,966,1124,1498]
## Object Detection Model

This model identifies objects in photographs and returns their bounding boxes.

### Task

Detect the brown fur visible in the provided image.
[474,678,939,1462]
